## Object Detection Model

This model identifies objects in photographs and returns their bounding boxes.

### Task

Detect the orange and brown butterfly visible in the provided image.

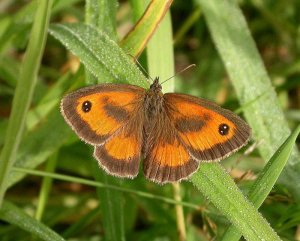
[61,78,251,184]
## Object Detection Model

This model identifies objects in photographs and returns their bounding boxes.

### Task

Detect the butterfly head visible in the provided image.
[149,77,162,93]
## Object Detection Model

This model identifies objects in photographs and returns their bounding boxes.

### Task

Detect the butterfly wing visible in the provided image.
[61,84,145,145]
[143,112,199,184]
[164,93,251,161]
[94,112,144,178]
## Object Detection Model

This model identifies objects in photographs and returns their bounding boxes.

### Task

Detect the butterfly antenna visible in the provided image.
[127,54,153,83]
[160,64,196,85]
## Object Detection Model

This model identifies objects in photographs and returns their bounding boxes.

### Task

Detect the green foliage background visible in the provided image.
[0,0,299,240]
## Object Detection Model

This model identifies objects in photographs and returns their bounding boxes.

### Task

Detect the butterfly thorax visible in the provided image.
[144,78,164,120]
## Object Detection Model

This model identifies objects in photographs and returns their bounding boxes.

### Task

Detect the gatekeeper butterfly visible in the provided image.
[61,78,251,184]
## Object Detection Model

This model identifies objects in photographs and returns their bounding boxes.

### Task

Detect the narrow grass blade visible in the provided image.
[35,152,58,221]
[221,125,300,241]
[195,0,300,199]
[0,201,65,241]
[0,0,53,206]
[12,167,198,209]
[173,6,202,45]
[121,0,173,57]
[191,164,281,241]
[146,10,175,92]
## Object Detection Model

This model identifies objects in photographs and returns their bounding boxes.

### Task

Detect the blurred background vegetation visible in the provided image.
[0,0,299,240]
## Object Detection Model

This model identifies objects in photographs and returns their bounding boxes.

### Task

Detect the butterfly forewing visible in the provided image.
[164,93,251,161]
[61,84,145,145]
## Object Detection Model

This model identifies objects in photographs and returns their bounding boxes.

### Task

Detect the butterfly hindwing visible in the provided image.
[143,113,199,183]
[94,118,143,178]
[61,84,145,145]
[164,93,251,161]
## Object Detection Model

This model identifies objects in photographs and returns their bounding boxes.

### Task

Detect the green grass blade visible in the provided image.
[221,125,300,240]
[49,23,148,87]
[246,125,300,211]
[35,152,58,221]
[0,0,53,206]
[146,10,175,92]
[121,0,173,57]
[191,164,281,241]
[85,0,117,39]
[12,167,198,209]
[173,6,202,45]
[195,0,300,199]
[0,201,65,241]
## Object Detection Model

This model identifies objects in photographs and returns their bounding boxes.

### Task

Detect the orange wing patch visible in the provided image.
[94,125,142,178]
[165,93,251,161]
[143,135,198,184]
[76,91,137,135]
[61,84,145,145]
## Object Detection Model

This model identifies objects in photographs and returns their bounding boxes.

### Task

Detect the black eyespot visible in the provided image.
[82,101,92,112]
[219,123,229,136]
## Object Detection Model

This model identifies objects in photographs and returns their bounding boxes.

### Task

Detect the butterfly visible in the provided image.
[61,77,251,184]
